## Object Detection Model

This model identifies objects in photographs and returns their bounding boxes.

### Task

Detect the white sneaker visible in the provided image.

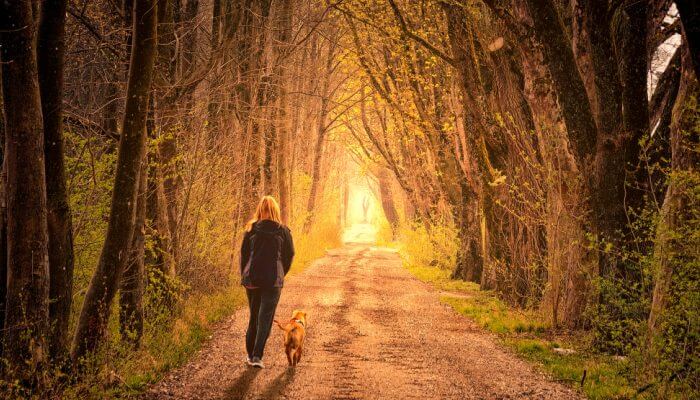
[250,357,265,369]
[245,356,253,366]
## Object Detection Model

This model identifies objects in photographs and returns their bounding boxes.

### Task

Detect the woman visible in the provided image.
[240,196,295,368]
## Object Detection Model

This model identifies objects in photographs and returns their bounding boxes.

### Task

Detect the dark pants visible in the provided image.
[245,287,281,359]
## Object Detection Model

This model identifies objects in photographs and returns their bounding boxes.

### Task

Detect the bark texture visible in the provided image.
[37,0,75,363]
[0,70,6,352]
[525,0,648,307]
[648,47,699,335]
[275,0,293,224]
[72,0,157,360]
[376,168,400,239]
[119,162,147,347]
[0,0,51,378]
[304,41,335,232]
[677,1,700,81]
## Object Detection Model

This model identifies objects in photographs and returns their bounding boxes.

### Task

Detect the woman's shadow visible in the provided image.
[222,368,261,400]
[222,367,296,400]
[258,368,296,399]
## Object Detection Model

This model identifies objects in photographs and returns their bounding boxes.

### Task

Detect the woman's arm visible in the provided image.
[240,231,252,275]
[282,228,295,275]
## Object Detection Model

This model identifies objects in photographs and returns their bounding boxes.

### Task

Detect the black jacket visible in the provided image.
[240,220,295,288]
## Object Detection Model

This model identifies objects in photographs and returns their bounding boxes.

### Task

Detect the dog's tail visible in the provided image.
[273,319,287,330]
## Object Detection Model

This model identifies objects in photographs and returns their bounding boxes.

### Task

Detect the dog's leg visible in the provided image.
[290,347,297,367]
[285,345,293,366]
[294,347,302,366]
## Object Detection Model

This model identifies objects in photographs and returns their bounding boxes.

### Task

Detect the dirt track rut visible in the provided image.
[145,230,581,399]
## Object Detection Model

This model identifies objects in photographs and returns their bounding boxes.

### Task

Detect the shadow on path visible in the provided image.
[222,368,261,400]
[257,368,296,399]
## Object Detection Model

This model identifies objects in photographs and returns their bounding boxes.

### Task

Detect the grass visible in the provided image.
[289,218,341,276]
[507,338,635,400]
[404,261,636,400]
[121,285,247,392]
[441,295,547,335]
[60,285,247,399]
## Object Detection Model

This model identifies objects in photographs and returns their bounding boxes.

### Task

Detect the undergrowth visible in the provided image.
[54,195,340,399]
[59,285,246,399]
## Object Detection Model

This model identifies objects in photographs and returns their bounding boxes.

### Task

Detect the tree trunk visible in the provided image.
[514,0,592,326]
[572,0,645,277]
[262,97,277,195]
[72,0,157,361]
[254,0,273,197]
[441,3,494,285]
[146,153,176,277]
[119,160,147,348]
[37,0,75,364]
[304,118,327,232]
[156,0,180,267]
[452,189,483,283]
[275,0,293,224]
[207,0,222,138]
[144,118,178,307]
[676,0,700,81]
[376,168,399,239]
[103,85,121,142]
[648,47,700,336]
[0,76,6,353]
[523,0,598,165]
[615,0,649,209]
[304,40,335,232]
[0,0,51,380]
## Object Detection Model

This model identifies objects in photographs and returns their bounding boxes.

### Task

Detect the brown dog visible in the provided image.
[274,309,307,367]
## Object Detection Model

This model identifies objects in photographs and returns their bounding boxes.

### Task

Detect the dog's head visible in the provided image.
[291,309,307,324]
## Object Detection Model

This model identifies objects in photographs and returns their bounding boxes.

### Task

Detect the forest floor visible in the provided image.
[144,225,581,399]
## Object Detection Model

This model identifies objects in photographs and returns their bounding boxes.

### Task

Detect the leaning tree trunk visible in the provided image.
[37,0,75,364]
[72,0,157,361]
[0,0,51,381]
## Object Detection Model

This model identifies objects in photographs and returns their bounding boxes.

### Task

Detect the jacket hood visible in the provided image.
[253,219,284,234]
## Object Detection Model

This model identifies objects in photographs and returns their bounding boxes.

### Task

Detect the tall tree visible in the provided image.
[72,0,157,361]
[440,2,492,284]
[524,0,649,280]
[0,70,6,352]
[275,0,294,224]
[305,38,337,232]
[37,0,75,363]
[156,0,181,265]
[0,0,51,380]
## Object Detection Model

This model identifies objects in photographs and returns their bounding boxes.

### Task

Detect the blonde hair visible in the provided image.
[246,195,282,232]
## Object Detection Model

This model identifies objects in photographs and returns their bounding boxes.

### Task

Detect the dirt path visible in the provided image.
[145,226,581,400]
